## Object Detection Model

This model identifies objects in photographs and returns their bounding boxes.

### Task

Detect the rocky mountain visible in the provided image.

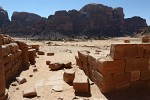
[125,16,148,35]
[0,4,148,38]
[1,11,47,37]
[0,7,10,27]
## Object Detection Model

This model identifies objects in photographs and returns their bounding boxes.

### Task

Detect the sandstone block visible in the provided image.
[94,71,113,86]
[78,51,89,65]
[124,44,138,58]
[144,44,150,57]
[97,56,125,75]
[16,77,27,84]
[37,51,45,55]
[28,49,36,65]
[113,73,130,84]
[88,54,100,71]
[130,80,147,88]
[98,84,115,93]
[130,71,140,81]
[47,52,54,56]
[63,61,72,68]
[140,70,150,80]
[137,44,145,57]
[16,41,29,67]
[49,63,63,70]
[23,87,37,98]
[46,61,51,65]
[63,69,75,83]
[73,69,89,93]
[125,58,148,72]
[110,44,124,59]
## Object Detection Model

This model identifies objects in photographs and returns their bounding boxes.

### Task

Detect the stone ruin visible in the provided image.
[76,43,150,93]
[1,33,150,99]
[0,34,38,100]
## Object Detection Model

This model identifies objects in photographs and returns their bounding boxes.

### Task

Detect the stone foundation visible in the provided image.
[76,43,150,93]
[0,34,36,99]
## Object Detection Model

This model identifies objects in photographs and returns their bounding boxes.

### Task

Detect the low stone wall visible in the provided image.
[2,43,22,84]
[0,34,34,99]
[76,43,150,93]
[0,34,22,84]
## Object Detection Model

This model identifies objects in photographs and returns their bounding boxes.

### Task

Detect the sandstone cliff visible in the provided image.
[0,4,148,38]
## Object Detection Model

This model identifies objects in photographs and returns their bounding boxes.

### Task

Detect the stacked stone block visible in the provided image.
[17,41,29,69]
[28,49,36,65]
[77,43,150,93]
[2,42,22,84]
[0,34,8,100]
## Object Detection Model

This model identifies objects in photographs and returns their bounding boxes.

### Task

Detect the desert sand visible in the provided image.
[8,38,150,100]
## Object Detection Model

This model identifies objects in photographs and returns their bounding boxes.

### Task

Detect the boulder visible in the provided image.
[49,63,63,70]
[23,87,37,98]
[63,69,75,83]
[16,77,27,84]
[73,69,90,93]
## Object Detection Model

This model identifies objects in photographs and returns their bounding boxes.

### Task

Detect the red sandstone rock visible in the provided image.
[73,69,89,93]
[63,69,75,83]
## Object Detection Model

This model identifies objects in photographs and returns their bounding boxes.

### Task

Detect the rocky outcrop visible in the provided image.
[0,7,10,27]
[45,4,126,37]
[46,10,73,35]
[1,12,47,37]
[0,4,148,38]
[125,16,148,35]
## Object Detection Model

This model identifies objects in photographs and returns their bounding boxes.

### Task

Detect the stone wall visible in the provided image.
[0,34,36,100]
[0,34,23,85]
[76,43,150,93]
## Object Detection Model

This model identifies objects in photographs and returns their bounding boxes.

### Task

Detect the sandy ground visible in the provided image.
[8,38,150,100]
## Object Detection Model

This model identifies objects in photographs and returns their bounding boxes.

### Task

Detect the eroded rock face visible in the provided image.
[1,12,47,37]
[0,4,148,37]
[0,7,10,27]
[125,16,148,35]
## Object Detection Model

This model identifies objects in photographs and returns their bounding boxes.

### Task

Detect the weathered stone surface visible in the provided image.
[63,69,75,83]
[0,4,148,37]
[73,69,89,93]
[97,56,125,75]
[49,63,63,70]
[125,58,148,72]
[125,16,147,35]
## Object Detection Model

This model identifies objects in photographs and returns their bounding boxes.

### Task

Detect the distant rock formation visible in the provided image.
[0,4,148,38]
[1,12,47,37]
[125,16,148,35]
[0,7,10,27]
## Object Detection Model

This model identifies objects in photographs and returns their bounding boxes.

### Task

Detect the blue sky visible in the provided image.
[0,0,149,25]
